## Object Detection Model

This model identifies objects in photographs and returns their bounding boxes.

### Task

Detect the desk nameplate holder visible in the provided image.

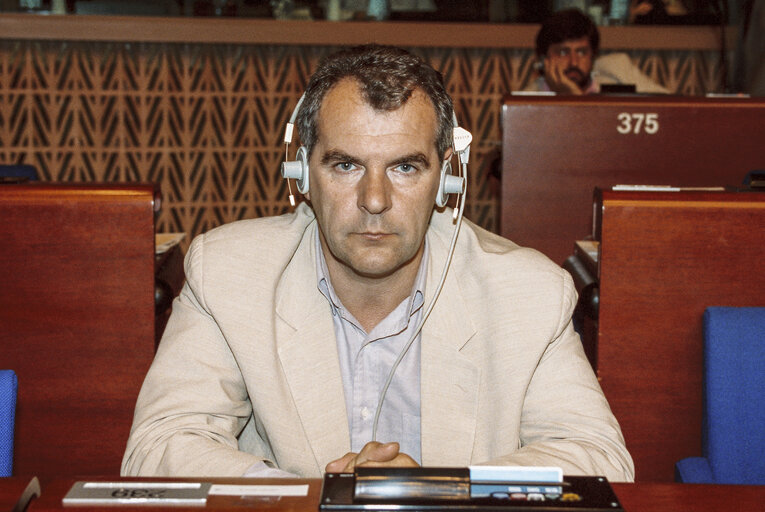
[320,468,624,512]
[63,482,212,506]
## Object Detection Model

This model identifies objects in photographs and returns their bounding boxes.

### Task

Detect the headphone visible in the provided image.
[280,93,472,212]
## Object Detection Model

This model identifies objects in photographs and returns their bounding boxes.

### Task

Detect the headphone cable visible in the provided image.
[371,159,468,442]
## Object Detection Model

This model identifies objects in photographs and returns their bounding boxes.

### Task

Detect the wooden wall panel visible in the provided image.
[0,40,723,250]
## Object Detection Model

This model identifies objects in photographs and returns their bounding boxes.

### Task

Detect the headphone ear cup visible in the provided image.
[436,160,465,208]
[281,146,310,194]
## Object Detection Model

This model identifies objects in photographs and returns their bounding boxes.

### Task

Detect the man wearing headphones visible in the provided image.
[122,44,634,482]
[525,9,668,95]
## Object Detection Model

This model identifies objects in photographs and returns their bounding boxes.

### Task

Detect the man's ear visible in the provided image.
[442,147,453,164]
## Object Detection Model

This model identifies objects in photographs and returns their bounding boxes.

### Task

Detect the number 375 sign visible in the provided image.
[617,112,660,134]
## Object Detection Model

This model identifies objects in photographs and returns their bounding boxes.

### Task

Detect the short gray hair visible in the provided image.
[296,44,454,160]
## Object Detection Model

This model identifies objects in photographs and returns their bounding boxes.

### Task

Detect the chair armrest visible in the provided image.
[675,457,715,483]
[12,476,41,512]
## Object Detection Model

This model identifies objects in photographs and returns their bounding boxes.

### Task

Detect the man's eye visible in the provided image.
[576,49,590,57]
[556,49,569,57]
[335,162,357,172]
[394,163,416,173]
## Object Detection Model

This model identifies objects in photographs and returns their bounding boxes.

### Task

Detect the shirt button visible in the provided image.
[361,407,370,420]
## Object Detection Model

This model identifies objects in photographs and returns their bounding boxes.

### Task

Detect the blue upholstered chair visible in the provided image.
[675,307,765,484]
[0,370,18,477]
[0,164,38,181]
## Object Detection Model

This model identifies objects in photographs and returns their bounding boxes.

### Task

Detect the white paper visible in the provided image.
[469,465,563,482]
[208,484,309,497]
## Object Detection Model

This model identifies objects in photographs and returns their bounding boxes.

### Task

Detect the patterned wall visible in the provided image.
[0,40,723,249]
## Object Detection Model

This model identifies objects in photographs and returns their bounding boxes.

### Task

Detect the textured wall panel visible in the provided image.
[0,41,722,249]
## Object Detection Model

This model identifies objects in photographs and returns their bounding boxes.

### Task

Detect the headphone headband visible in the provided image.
[280,93,471,208]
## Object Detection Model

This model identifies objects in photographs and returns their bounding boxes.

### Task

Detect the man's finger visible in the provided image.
[355,441,400,465]
[325,452,357,473]
[357,452,420,469]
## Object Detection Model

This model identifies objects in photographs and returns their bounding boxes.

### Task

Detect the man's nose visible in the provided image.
[358,168,391,215]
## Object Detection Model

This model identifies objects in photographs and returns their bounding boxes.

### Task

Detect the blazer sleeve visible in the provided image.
[481,273,635,482]
[594,53,670,94]
[121,234,271,477]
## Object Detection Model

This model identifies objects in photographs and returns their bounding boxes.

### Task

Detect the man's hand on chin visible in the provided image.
[544,58,584,95]
[325,441,420,473]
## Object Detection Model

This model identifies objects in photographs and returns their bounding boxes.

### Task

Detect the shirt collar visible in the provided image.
[315,230,427,328]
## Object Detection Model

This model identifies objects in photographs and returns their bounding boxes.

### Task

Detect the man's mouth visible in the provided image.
[359,232,387,240]
[565,67,590,88]
[565,67,586,81]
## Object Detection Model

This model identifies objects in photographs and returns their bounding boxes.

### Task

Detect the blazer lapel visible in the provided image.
[420,229,479,467]
[272,213,480,469]
[275,223,351,470]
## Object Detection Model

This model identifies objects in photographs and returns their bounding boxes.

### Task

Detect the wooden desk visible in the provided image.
[611,482,765,511]
[0,477,40,512]
[28,478,322,512]
[500,95,765,264]
[0,183,157,483]
[594,189,765,482]
[23,477,765,512]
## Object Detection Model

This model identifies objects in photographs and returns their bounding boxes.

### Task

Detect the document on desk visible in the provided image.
[612,184,726,192]
[63,481,211,505]
[62,481,309,505]
[208,484,309,496]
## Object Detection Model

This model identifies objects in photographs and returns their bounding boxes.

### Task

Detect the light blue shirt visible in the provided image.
[242,232,427,477]
[316,231,426,464]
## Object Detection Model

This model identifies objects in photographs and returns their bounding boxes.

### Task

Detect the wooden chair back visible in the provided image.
[0,183,157,483]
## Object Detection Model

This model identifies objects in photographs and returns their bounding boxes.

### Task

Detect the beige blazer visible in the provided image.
[592,53,670,94]
[122,203,634,481]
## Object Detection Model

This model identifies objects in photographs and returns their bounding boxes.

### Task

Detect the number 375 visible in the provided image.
[617,112,659,134]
